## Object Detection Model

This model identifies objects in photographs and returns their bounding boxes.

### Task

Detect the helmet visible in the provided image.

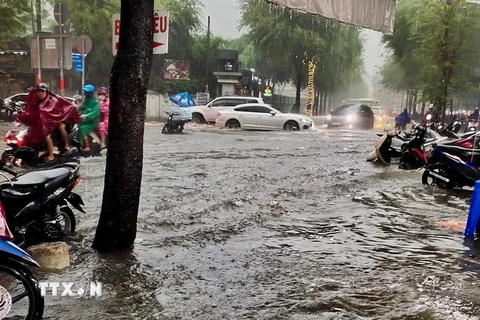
[73,95,83,101]
[82,84,95,93]
[36,83,48,91]
[97,88,108,95]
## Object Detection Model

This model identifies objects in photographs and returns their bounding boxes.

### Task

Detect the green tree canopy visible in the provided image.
[0,0,31,48]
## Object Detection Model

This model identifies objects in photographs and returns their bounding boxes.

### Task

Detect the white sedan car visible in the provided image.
[215,103,314,131]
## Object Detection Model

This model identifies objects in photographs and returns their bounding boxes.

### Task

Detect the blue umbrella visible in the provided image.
[169,92,196,108]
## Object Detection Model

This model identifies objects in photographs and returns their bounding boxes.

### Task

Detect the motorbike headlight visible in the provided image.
[378,117,382,121]
[346,114,355,122]
[326,115,332,120]
[426,114,432,121]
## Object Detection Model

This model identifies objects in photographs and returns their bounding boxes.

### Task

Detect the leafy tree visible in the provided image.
[239,0,364,113]
[240,0,325,111]
[92,0,154,252]
[62,0,120,85]
[415,0,480,116]
[0,0,31,47]
[381,0,480,117]
[154,0,203,59]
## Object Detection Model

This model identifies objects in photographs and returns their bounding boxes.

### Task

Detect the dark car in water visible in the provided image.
[325,104,375,129]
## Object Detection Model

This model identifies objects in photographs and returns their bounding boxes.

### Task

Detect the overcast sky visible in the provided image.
[201,0,387,86]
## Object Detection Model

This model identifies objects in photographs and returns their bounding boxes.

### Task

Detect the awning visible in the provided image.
[217,79,239,84]
[263,0,396,34]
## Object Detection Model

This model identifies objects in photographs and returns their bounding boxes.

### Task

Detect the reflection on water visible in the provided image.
[27,125,480,319]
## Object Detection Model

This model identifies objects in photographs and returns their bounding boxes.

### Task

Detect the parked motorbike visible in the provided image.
[0,100,24,122]
[367,125,430,169]
[1,122,81,168]
[162,111,190,134]
[0,209,44,319]
[0,161,85,248]
[468,119,478,132]
[422,143,480,189]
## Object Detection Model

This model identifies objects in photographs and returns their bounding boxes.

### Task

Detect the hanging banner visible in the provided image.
[263,0,396,34]
[305,60,315,117]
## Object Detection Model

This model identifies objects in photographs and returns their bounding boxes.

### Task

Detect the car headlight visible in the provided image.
[301,118,308,122]
[326,115,332,120]
[346,114,355,122]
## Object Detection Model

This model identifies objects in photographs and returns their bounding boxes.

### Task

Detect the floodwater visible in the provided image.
[7,123,480,319]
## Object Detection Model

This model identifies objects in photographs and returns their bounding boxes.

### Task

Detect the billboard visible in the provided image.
[263,0,396,34]
[164,59,190,80]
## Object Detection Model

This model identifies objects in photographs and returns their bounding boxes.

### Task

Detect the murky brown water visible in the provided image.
[3,122,480,319]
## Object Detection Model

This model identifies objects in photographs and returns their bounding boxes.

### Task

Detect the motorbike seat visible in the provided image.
[8,168,71,187]
[395,135,410,142]
[435,144,480,155]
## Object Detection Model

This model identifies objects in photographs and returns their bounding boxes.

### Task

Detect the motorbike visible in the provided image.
[162,111,190,134]
[0,160,85,248]
[422,143,480,189]
[1,122,81,168]
[468,119,478,132]
[0,100,24,121]
[367,125,430,170]
[0,208,44,320]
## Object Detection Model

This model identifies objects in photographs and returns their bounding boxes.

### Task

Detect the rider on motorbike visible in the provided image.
[422,104,434,126]
[77,84,100,152]
[395,108,411,131]
[17,83,80,163]
[73,94,83,108]
[97,87,109,149]
[468,108,479,121]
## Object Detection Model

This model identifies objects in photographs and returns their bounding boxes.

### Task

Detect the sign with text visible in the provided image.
[112,10,169,56]
[72,53,83,73]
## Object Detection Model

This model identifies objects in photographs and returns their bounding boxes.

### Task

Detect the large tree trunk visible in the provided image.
[92,0,154,252]
[323,91,328,115]
[291,58,302,113]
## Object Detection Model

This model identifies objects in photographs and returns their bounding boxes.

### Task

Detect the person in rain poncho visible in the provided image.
[97,87,109,149]
[17,83,80,162]
[77,84,100,152]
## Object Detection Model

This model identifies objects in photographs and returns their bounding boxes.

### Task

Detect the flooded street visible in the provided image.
[26,124,480,320]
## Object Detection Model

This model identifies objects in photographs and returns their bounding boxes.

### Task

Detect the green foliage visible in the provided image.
[0,0,31,48]
[62,0,120,85]
[238,0,364,103]
[154,0,203,59]
[149,77,203,95]
[382,0,480,111]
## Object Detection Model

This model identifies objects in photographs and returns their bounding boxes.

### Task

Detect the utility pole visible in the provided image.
[205,16,210,93]
[35,0,41,32]
[30,0,35,33]
[59,2,65,95]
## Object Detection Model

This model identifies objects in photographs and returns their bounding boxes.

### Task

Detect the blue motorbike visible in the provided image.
[422,143,480,189]
[0,207,44,319]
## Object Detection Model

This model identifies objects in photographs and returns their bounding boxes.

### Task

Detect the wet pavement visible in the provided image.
[4,123,480,319]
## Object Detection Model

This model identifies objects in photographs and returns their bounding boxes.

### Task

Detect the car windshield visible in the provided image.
[332,104,358,115]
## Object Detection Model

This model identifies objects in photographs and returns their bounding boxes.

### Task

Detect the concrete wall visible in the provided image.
[144,91,308,121]
[146,91,171,121]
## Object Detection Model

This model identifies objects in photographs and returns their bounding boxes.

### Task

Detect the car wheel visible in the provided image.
[284,120,299,131]
[225,119,241,129]
[191,113,206,124]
